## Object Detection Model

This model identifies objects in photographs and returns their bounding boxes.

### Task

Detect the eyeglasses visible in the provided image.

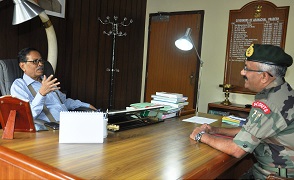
[243,66,273,77]
[25,59,45,65]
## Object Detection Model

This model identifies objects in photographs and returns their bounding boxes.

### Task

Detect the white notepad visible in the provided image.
[59,111,105,143]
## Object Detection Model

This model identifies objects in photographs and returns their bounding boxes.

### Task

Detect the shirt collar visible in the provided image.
[23,73,43,86]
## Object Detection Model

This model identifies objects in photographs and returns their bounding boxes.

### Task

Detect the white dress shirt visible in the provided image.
[10,74,90,122]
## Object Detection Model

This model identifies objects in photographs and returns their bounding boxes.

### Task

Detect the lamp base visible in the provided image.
[221,99,231,106]
[221,91,231,106]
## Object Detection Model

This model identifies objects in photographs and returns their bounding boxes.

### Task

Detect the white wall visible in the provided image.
[141,0,294,113]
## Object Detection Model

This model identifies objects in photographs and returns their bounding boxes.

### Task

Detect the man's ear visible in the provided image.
[19,62,26,72]
[261,72,272,83]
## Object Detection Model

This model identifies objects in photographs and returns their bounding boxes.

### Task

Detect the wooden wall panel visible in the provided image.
[0,0,146,110]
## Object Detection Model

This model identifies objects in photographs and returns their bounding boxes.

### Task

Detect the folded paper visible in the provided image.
[59,111,105,143]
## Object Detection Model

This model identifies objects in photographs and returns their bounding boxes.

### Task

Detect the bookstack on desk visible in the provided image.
[151,92,189,108]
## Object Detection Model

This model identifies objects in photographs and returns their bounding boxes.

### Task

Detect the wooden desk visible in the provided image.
[0,113,253,179]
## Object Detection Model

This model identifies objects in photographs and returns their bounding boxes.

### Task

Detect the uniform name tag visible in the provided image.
[252,101,271,114]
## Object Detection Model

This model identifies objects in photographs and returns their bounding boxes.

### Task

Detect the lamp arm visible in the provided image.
[188,34,203,67]
[196,65,203,113]
[188,34,203,113]
[38,12,58,73]
[28,0,58,73]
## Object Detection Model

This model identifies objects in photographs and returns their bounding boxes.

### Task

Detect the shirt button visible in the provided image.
[243,144,248,148]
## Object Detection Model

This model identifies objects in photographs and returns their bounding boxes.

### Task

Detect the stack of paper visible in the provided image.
[150,92,188,108]
[222,115,247,126]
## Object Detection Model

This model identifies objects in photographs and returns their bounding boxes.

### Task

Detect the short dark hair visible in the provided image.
[257,63,287,78]
[18,47,39,63]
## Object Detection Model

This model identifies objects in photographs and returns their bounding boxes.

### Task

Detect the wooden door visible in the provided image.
[144,11,204,111]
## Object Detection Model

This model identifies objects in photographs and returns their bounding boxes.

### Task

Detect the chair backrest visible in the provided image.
[0,59,54,96]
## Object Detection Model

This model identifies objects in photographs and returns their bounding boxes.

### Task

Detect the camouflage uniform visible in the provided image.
[234,77,294,179]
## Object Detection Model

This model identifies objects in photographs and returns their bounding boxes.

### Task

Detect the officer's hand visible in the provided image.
[200,123,216,134]
[190,127,202,140]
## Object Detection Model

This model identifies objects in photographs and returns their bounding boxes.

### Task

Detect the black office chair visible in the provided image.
[0,59,54,130]
[0,58,96,106]
[0,59,93,130]
[0,59,54,96]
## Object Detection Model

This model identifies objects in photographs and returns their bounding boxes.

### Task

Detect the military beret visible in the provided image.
[245,44,293,67]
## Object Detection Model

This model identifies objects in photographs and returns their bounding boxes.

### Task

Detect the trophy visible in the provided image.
[221,84,232,106]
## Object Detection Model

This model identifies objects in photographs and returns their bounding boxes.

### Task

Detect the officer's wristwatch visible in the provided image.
[194,131,205,142]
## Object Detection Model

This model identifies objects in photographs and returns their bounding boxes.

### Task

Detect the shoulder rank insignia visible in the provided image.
[252,101,271,114]
[246,44,254,57]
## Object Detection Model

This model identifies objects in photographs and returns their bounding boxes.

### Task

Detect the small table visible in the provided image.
[208,102,251,118]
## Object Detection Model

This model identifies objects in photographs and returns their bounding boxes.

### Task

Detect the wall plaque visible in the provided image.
[223,0,289,94]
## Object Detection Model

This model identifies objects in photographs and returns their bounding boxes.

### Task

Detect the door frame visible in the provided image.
[144,10,204,110]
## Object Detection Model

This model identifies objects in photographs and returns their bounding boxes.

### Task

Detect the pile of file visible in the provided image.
[150,92,188,108]
[128,92,189,120]
[222,115,247,126]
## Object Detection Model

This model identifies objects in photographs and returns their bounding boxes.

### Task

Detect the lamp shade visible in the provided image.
[175,28,193,51]
[12,0,45,25]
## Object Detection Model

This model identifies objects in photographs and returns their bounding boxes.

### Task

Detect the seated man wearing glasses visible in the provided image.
[10,47,97,126]
[190,44,294,179]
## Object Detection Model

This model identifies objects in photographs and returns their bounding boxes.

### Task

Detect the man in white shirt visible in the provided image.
[10,47,97,123]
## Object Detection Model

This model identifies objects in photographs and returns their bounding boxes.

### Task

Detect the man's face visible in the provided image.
[240,61,264,93]
[20,50,44,80]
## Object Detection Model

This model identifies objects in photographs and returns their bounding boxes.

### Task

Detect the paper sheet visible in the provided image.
[182,116,217,124]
